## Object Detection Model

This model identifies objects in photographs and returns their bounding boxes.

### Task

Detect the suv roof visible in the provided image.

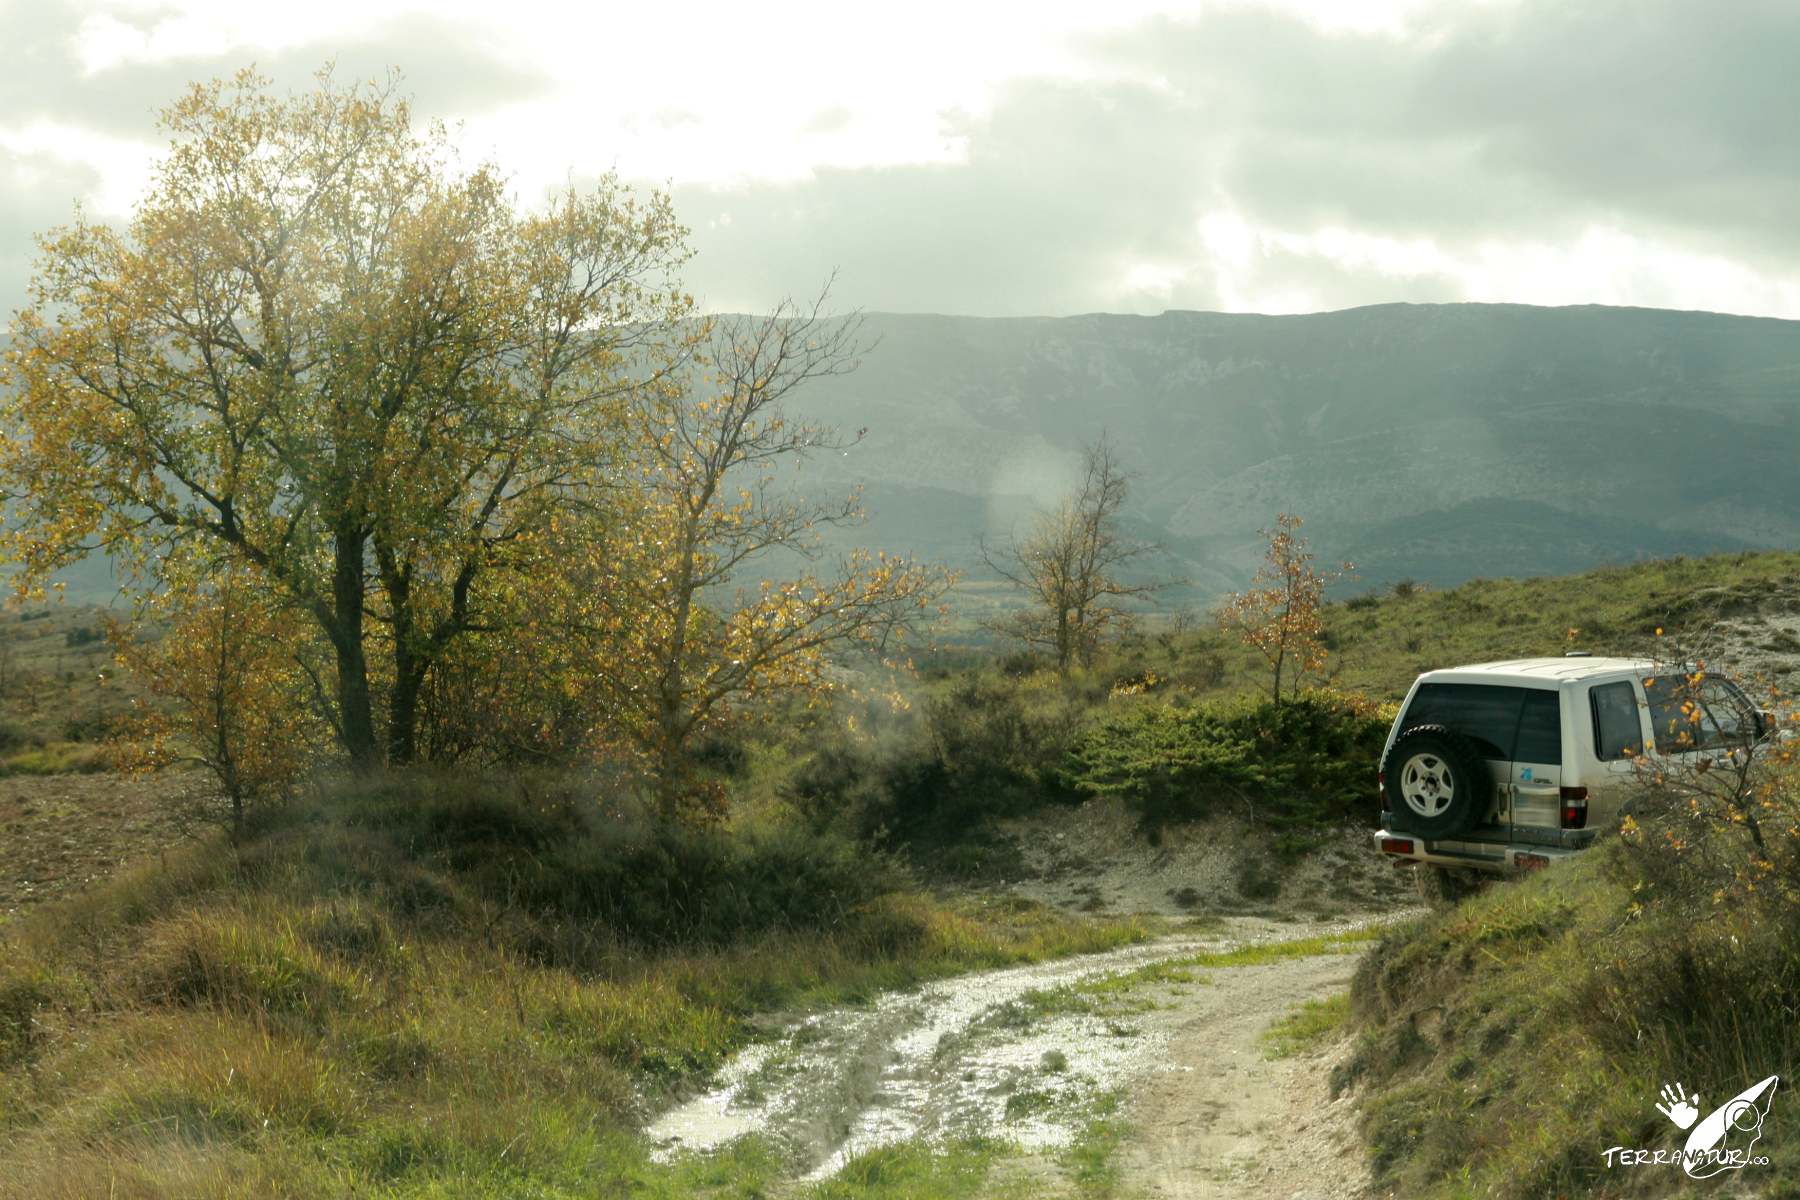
[1418,656,1655,686]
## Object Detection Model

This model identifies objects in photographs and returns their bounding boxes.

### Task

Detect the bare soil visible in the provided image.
[0,770,209,923]
[1119,951,1371,1199]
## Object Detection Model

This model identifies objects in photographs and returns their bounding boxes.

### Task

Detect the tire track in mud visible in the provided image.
[647,914,1391,1187]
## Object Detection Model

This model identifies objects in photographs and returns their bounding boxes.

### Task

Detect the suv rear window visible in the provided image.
[1513,689,1563,763]
[1400,682,1550,760]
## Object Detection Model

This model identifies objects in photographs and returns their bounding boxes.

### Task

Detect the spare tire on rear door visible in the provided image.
[1382,725,1490,839]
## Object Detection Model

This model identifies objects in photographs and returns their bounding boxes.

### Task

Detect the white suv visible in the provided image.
[1372,655,1767,890]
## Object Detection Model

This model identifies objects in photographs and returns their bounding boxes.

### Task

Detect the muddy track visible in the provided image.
[649,914,1390,1194]
[1118,951,1367,1199]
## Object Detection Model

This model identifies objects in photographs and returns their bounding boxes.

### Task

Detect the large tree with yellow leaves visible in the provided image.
[4,69,949,794]
[1,68,694,769]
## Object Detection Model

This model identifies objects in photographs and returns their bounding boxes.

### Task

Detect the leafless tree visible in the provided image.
[980,434,1165,673]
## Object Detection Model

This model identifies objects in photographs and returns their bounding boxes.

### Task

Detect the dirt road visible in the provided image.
[1118,950,1367,1199]
[649,915,1384,1196]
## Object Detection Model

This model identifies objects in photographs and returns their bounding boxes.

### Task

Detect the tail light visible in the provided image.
[1379,837,1415,856]
[1559,785,1588,829]
[1376,769,1385,793]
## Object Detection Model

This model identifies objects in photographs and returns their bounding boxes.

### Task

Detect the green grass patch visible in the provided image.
[1065,691,1391,831]
[1061,1090,1132,1199]
[811,1139,1026,1200]
[1001,929,1372,1033]
[1261,992,1349,1059]
[1180,926,1379,969]
[0,740,108,776]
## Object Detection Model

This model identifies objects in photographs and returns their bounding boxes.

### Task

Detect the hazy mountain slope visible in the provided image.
[784,302,1800,595]
[9,302,1800,605]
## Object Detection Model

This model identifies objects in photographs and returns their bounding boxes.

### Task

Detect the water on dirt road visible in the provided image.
[647,915,1376,1179]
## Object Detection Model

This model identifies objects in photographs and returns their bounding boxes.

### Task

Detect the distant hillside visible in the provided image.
[11,303,1800,607]
[781,303,1800,600]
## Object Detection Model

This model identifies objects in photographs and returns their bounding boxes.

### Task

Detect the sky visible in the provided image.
[4,0,1800,320]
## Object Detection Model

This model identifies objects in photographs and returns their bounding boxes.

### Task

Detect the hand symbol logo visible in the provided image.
[1657,1083,1701,1130]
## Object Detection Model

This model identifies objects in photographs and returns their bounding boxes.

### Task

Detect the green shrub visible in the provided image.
[523,819,902,948]
[1064,689,1388,831]
[784,735,950,843]
[785,673,1086,854]
[329,773,904,950]
[925,674,1086,812]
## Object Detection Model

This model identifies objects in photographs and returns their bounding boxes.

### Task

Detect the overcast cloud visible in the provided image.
[4,0,1799,320]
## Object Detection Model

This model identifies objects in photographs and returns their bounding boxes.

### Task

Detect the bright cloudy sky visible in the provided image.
[5,0,1800,319]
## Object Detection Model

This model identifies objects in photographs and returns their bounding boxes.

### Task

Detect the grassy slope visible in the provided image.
[923,549,1800,712]
[0,776,1149,1199]
[0,604,134,775]
[1342,840,1800,1198]
[1221,548,1800,702]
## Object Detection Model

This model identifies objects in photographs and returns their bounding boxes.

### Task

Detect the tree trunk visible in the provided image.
[381,554,423,767]
[652,537,698,817]
[388,654,425,766]
[331,528,381,771]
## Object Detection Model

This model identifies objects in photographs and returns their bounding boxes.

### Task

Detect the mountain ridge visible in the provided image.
[777,301,1800,599]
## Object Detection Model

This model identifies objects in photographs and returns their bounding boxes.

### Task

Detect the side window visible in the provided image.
[1644,676,1697,752]
[1589,681,1643,761]
[1400,683,1527,759]
[1513,689,1563,763]
[1700,679,1755,744]
[1643,674,1754,753]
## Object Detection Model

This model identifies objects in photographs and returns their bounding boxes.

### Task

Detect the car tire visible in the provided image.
[1382,725,1490,839]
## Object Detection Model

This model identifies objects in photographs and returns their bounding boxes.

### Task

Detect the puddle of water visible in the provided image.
[648,934,1213,1175]
[647,915,1389,1179]
[645,1041,778,1156]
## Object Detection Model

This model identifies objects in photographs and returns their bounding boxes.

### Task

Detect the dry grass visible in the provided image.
[0,774,1151,1198]
[0,605,145,748]
[1343,837,1800,1198]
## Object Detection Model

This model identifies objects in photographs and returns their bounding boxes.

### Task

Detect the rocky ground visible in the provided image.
[993,799,1414,920]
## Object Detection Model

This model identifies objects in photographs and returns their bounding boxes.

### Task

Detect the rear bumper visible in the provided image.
[1373,828,1584,873]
